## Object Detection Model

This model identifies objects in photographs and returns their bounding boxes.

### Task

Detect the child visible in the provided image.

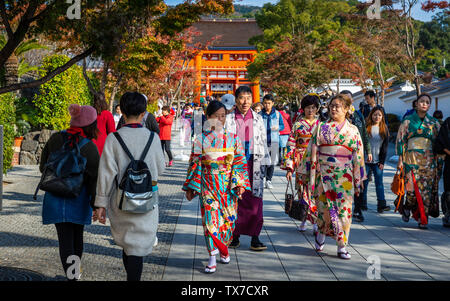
[156,105,175,167]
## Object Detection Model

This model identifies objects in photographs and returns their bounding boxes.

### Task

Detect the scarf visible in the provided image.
[66,127,87,147]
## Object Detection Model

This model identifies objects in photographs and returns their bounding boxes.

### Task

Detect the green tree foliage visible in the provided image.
[0,93,16,174]
[32,55,91,130]
[418,12,450,76]
[249,0,355,50]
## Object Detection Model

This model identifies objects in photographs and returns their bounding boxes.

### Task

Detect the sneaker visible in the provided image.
[266,181,273,189]
[250,237,267,251]
[169,160,173,167]
[353,212,364,222]
[377,205,391,213]
[229,238,240,249]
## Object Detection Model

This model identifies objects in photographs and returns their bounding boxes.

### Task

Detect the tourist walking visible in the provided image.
[94,92,165,281]
[362,107,391,213]
[341,90,371,222]
[225,86,270,251]
[183,100,251,274]
[360,90,387,120]
[92,92,116,156]
[278,104,292,165]
[116,94,160,136]
[435,117,450,227]
[260,94,284,189]
[156,105,174,167]
[252,102,263,114]
[301,93,365,260]
[281,94,320,232]
[113,104,122,128]
[40,104,100,280]
[396,93,443,229]
[181,103,194,146]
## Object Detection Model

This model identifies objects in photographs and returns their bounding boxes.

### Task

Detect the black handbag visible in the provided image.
[285,181,307,221]
[284,180,295,214]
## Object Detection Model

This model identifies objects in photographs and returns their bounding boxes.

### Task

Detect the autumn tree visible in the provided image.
[0,0,233,95]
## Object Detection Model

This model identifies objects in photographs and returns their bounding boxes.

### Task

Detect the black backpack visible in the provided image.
[114,131,157,213]
[34,132,88,200]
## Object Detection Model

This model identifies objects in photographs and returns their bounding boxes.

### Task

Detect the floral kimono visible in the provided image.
[301,120,365,247]
[396,111,442,224]
[281,117,320,222]
[183,129,251,256]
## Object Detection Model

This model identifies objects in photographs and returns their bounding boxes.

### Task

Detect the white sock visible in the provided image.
[208,255,216,267]
[338,246,348,254]
[317,233,326,244]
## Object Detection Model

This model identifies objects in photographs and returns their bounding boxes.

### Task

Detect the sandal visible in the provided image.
[220,256,230,264]
[314,234,324,252]
[337,251,351,260]
[418,223,428,230]
[205,265,216,273]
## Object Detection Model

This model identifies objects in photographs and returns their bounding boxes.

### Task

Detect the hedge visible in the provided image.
[0,93,16,174]
[33,54,92,130]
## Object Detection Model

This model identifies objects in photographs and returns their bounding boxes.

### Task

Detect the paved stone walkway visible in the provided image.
[1,127,449,281]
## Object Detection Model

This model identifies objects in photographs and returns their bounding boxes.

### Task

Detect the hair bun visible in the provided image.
[68,104,81,117]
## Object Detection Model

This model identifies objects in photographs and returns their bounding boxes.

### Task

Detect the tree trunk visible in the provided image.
[0,47,95,95]
[4,54,18,87]
[108,73,123,112]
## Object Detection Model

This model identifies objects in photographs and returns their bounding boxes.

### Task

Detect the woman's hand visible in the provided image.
[286,171,293,182]
[367,154,373,163]
[397,157,403,171]
[185,189,196,201]
[94,207,106,224]
[235,187,246,198]
[378,163,384,170]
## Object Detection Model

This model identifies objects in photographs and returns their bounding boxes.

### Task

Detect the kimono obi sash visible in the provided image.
[318,144,354,161]
[407,137,432,152]
[297,133,313,148]
[202,149,235,174]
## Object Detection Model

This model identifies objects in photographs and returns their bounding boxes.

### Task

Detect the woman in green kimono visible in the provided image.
[396,93,442,229]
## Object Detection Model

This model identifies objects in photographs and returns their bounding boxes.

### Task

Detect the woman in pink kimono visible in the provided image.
[282,95,321,233]
[301,94,365,260]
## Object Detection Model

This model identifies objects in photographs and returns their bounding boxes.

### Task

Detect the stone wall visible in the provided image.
[19,129,56,165]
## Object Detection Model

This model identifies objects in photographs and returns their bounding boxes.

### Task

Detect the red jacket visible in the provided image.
[279,110,292,135]
[93,110,116,156]
[156,114,174,141]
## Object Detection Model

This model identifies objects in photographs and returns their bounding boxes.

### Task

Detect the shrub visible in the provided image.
[0,93,16,174]
[33,54,92,130]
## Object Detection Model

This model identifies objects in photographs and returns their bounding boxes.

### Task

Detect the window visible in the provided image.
[202,54,223,61]
[229,54,252,61]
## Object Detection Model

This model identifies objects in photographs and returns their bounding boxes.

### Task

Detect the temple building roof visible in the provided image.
[191,18,262,49]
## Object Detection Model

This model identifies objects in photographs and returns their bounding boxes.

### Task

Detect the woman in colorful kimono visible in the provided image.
[301,93,365,260]
[282,94,321,233]
[396,93,442,229]
[183,100,251,274]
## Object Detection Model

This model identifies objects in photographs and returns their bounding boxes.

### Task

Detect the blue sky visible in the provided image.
[164,0,442,22]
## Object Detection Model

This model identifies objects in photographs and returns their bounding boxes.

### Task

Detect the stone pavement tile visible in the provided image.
[356,210,450,281]
[1,161,187,281]
[163,197,198,281]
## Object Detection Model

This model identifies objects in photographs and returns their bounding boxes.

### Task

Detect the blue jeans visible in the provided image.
[362,163,386,208]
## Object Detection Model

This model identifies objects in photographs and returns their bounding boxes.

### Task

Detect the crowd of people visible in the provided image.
[35,86,450,280]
